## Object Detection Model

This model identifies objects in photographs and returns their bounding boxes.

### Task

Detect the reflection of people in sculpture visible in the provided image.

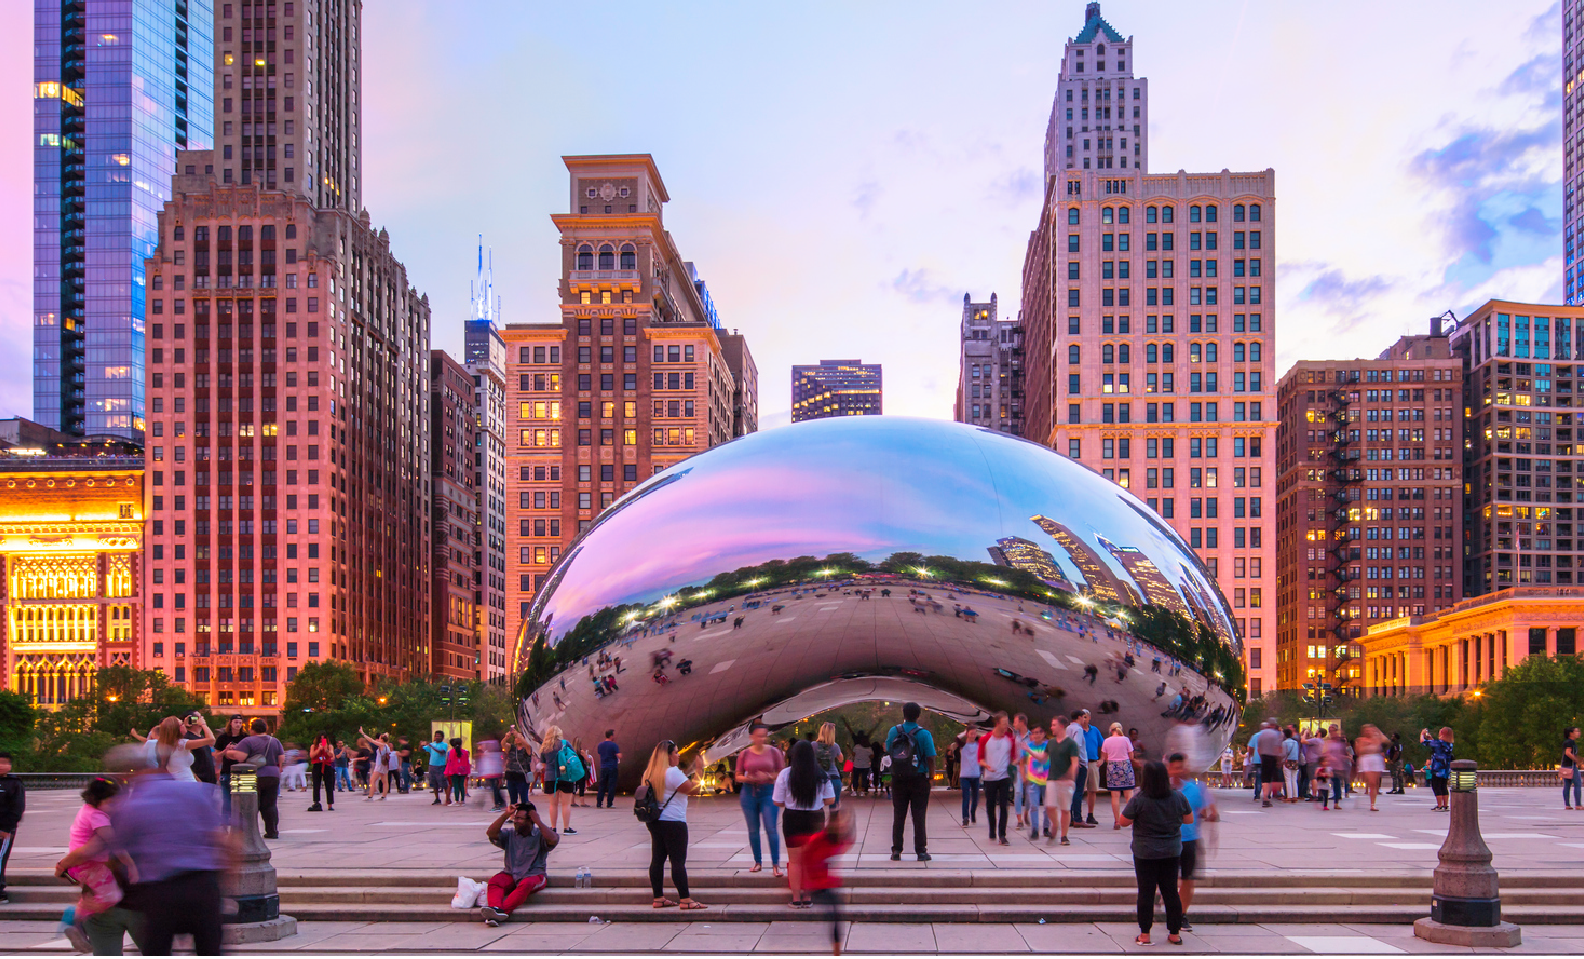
[676,659,693,676]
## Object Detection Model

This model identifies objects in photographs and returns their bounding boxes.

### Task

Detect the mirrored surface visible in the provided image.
[516,417,1243,783]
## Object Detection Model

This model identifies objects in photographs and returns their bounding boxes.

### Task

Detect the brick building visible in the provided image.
[953,293,1025,435]
[1273,323,1465,695]
[430,350,478,679]
[790,360,883,423]
[503,155,757,664]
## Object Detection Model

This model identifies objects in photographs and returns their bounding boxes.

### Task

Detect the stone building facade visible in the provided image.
[953,293,1025,435]
[430,349,478,680]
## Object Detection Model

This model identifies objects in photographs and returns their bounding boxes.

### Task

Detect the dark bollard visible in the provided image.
[1413,759,1520,946]
[223,764,298,944]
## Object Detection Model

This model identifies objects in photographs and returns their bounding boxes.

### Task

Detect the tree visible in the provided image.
[283,660,363,715]
[24,667,204,772]
[1476,655,1584,769]
[0,690,35,752]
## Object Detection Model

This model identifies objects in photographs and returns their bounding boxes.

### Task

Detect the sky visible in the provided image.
[0,1,1566,428]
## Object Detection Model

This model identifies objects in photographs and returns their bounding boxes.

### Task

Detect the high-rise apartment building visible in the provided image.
[465,240,509,683]
[1567,3,1584,304]
[430,350,478,679]
[1448,300,1584,593]
[718,331,760,438]
[140,0,432,713]
[1018,7,1277,695]
[953,293,1025,435]
[34,0,215,439]
[1042,2,1148,181]
[502,155,758,662]
[790,360,883,423]
[1273,323,1465,695]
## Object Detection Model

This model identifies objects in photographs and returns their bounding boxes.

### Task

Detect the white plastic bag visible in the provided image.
[451,877,486,909]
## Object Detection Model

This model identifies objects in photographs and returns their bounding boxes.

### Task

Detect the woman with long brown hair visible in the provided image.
[132,715,214,782]
[641,740,705,910]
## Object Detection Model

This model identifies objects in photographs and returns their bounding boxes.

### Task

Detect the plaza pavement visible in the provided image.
[5,781,1584,954]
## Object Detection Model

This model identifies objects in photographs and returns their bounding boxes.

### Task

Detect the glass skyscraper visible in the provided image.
[33,0,213,439]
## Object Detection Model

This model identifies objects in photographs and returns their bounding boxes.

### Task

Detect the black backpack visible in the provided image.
[889,725,922,780]
[632,779,680,823]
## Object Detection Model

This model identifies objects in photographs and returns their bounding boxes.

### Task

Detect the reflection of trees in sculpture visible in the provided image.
[514,550,1245,701]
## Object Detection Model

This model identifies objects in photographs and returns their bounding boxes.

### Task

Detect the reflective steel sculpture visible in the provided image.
[516,416,1243,785]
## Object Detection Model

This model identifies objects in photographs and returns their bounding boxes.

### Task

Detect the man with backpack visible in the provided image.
[884,702,936,862]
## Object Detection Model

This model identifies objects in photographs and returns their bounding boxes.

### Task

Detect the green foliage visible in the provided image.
[281,660,364,715]
[0,690,36,753]
[1475,655,1584,769]
[22,667,206,772]
[276,673,515,750]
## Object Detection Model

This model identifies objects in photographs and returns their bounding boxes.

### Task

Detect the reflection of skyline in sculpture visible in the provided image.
[1097,534,1189,618]
[988,536,1073,591]
[1030,514,1138,605]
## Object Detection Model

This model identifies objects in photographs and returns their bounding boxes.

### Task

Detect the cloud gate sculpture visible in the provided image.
[515,417,1243,786]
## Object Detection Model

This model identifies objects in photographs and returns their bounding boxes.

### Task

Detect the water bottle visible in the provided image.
[584,866,595,889]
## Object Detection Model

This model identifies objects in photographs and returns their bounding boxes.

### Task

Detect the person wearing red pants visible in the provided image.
[480,801,559,926]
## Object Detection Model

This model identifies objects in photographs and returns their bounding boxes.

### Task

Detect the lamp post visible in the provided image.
[1413,759,1520,946]
[223,764,297,943]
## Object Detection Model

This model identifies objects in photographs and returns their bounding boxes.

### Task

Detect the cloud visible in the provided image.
[1507,206,1558,236]
[1409,119,1559,263]
[852,180,881,217]
[1500,52,1558,95]
[988,167,1041,206]
[1296,268,1396,320]
[890,268,960,305]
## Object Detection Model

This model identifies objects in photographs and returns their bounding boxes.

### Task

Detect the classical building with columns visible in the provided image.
[1360,586,1582,697]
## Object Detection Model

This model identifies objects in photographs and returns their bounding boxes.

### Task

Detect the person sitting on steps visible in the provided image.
[479,801,559,927]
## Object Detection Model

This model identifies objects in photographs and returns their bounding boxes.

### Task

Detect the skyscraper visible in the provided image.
[502,155,758,661]
[954,293,1024,435]
[1568,2,1584,304]
[790,360,883,422]
[430,349,478,680]
[1031,514,1138,605]
[1019,2,1276,695]
[987,536,1072,590]
[140,0,432,712]
[33,0,215,439]
[465,239,509,683]
[1272,322,1465,695]
[1042,2,1149,180]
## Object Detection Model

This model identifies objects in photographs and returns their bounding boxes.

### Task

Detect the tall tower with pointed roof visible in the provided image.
[1043,2,1150,180]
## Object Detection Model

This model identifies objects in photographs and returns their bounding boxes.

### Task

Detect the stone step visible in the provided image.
[6,900,1580,925]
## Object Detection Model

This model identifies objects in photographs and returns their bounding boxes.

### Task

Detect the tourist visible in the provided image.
[802,808,854,954]
[1167,752,1216,930]
[134,715,214,781]
[776,739,837,907]
[851,733,872,797]
[81,749,228,954]
[504,729,533,807]
[333,740,352,795]
[212,715,247,813]
[1355,724,1388,812]
[1301,727,1325,801]
[1044,716,1081,846]
[978,711,1018,847]
[56,777,142,954]
[1420,727,1455,811]
[1065,711,1094,829]
[1081,710,1104,825]
[1218,746,1234,789]
[424,731,451,805]
[308,733,336,812]
[944,738,960,789]
[1023,725,1050,841]
[1100,722,1137,829]
[1119,760,1192,946]
[282,742,309,793]
[813,723,845,808]
[1250,719,1283,808]
[641,740,705,910]
[957,726,982,827]
[221,719,285,839]
[736,723,785,876]
[479,737,507,810]
[1314,756,1334,810]
[538,725,580,834]
[446,737,473,807]
[352,738,371,792]
[1324,725,1349,808]
[478,801,559,926]
[0,752,21,905]
[358,728,394,801]
[1011,714,1032,830]
[1564,727,1581,811]
[595,729,622,809]
[1281,727,1301,803]
[395,737,413,794]
[886,701,937,860]
[183,714,218,787]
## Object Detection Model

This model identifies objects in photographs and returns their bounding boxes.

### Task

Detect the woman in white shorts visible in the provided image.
[1354,725,1388,812]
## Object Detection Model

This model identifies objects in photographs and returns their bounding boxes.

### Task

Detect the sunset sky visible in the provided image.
[0,1,1563,427]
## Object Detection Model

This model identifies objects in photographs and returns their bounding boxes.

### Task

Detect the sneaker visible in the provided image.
[890,852,901,861]
[1060,836,1071,846]
[481,906,501,927]
[563,827,577,835]
[1262,800,1272,807]
[64,924,91,954]
[432,799,442,805]
[1085,815,1099,825]
[263,832,280,840]
[998,837,1010,846]
[1031,831,1041,841]
[1181,916,1194,931]
[916,852,932,862]
[307,803,323,812]
[962,818,970,827]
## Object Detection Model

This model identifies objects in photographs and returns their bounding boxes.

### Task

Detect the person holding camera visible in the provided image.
[479,800,559,926]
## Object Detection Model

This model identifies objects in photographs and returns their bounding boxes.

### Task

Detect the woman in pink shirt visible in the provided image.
[1099,722,1136,828]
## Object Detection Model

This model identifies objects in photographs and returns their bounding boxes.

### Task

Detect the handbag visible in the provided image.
[1562,764,1574,780]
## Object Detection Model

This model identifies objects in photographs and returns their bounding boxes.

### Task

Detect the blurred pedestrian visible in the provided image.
[886,702,936,860]
[1120,760,1192,946]
[62,752,229,955]
[804,807,854,954]
[134,716,213,782]
[0,752,22,904]
[1355,725,1388,812]
[1168,752,1216,931]
[1564,727,1581,811]
[1387,731,1406,795]
[221,718,285,839]
[56,777,140,954]
[640,740,705,910]
[736,723,785,876]
[478,737,506,810]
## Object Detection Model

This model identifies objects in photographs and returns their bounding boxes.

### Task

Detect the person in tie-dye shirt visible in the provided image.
[1022,726,1050,842]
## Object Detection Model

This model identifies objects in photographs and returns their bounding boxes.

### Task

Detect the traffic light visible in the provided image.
[439,684,452,707]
